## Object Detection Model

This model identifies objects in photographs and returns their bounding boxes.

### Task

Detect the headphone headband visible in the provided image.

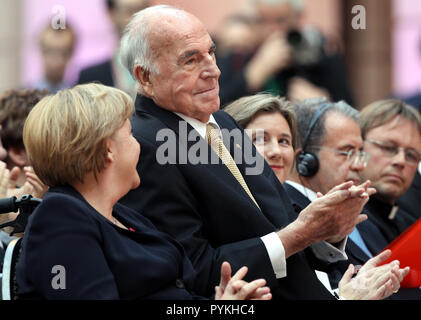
[301,102,331,151]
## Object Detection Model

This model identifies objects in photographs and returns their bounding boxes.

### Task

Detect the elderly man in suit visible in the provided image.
[119,5,406,300]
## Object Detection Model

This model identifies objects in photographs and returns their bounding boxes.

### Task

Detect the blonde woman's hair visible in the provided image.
[23,83,134,187]
[224,93,298,150]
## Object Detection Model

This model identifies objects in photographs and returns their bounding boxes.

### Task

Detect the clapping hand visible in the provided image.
[215,262,272,300]
[339,249,410,300]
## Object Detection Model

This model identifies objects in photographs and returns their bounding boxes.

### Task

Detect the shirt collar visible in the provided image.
[285,180,318,202]
[174,112,219,139]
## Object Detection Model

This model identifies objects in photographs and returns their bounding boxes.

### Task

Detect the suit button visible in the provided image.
[175,278,184,289]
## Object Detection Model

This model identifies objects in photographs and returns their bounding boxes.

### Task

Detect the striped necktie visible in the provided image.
[206,124,260,210]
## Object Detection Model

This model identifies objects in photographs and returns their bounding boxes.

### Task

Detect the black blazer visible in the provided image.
[398,171,421,220]
[120,95,334,300]
[16,185,200,300]
[364,197,416,244]
[77,60,114,87]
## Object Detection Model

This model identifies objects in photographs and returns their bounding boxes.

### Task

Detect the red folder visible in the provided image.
[379,218,421,288]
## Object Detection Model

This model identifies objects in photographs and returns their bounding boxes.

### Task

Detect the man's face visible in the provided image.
[41,29,74,84]
[308,112,364,194]
[360,116,421,203]
[256,2,298,38]
[109,0,149,37]
[145,14,221,122]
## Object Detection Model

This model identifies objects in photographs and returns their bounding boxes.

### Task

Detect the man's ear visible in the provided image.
[134,65,154,97]
[8,147,28,167]
[294,147,303,160]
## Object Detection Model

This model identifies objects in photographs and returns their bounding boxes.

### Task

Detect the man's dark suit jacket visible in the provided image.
[16,185,201,300]
[283,183,421,300]
[77,60,114,87]
[398,171,421,220]
[120,95,334,300]
[364,197,416,244]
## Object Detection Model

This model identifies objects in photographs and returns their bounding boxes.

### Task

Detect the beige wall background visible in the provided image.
[0,0,21,92]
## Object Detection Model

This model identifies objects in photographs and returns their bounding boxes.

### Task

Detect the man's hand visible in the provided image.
[318,180,375,244]
[215,261,272,300]
[298,181,369,243]
[278,181,374,258]
[338,250,410,300]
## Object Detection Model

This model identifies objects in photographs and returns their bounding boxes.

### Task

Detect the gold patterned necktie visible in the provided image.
[206,124,261,210]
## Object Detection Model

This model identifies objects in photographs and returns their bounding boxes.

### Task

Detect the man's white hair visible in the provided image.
[119,4,186,79]
[254,0,306,11]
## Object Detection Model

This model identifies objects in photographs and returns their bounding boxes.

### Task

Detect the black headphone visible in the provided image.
[296,103,331,177]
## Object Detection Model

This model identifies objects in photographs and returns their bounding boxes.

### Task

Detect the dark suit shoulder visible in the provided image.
[398,172,421,220]
[34,190,91,220]
[77,60,114,86]
[131,109,171,143]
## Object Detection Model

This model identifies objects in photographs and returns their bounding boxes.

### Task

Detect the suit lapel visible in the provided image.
[345,239,370,265]
[283,183,311,216]
[135,95,264,212]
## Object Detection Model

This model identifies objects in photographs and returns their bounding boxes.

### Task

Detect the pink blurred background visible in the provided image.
[17,0,421,100]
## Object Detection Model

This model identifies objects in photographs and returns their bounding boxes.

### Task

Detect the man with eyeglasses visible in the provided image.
[284,98,421,299]
[359,99,421,244]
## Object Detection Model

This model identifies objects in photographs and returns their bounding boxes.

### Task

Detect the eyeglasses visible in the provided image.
[310,146,369,167]
[365,140,421,165]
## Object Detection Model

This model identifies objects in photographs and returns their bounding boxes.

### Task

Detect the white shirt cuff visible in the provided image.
[311,236,348,263]
[261,232,286,279]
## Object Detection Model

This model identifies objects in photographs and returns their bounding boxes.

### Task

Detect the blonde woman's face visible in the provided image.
[246,112,294,183]
[109,119,141,193]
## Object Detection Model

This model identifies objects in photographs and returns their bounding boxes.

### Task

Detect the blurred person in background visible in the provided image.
[0,119,45,263]
[0,89,48,200]
[77,0,149,97]
[217,0,354,106]
[33,24,76,93]
[214,15,260,57]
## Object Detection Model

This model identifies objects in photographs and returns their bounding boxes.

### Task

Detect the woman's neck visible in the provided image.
[71,174,118,221]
